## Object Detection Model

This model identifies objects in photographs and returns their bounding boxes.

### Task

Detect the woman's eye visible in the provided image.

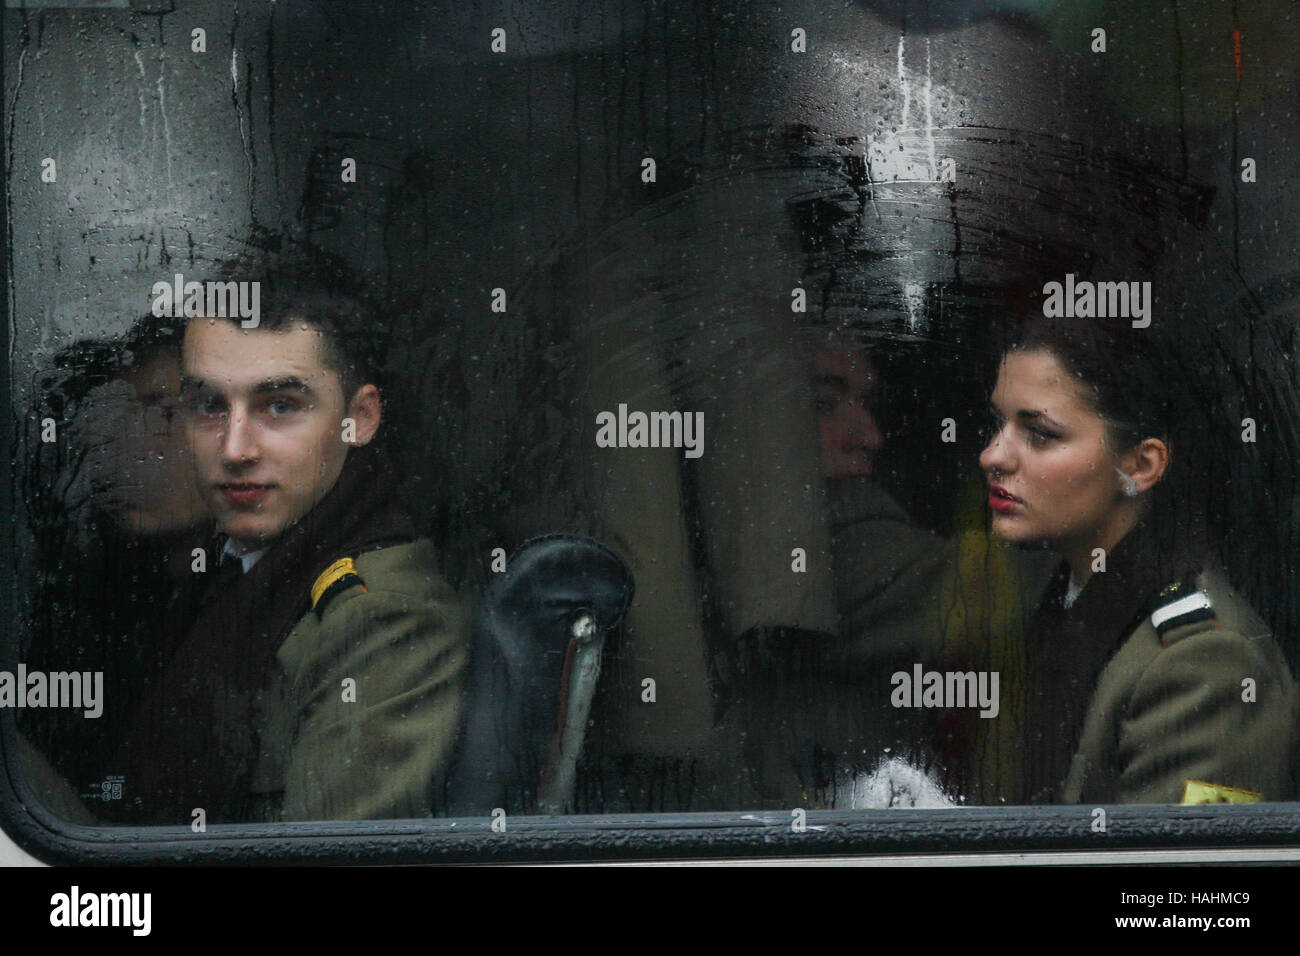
[1025,427,1058,446]
[193,397,224,417]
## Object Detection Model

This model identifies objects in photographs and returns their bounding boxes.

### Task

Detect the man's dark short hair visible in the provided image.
[205,243,384,403]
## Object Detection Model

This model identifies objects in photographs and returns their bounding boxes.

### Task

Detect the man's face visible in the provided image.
[814,344,884,478]
[181,318,377,550]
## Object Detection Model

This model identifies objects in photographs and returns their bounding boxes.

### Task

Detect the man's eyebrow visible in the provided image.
[179,376,317,397]
[253,377,315,396]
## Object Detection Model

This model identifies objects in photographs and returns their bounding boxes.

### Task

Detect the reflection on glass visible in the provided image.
[6,1,1298,834]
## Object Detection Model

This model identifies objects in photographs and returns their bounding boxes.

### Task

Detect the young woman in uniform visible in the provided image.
[979,317,1298,804]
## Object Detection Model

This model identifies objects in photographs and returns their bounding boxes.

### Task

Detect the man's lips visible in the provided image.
[219,483,273,506]
[988,484,1021,514]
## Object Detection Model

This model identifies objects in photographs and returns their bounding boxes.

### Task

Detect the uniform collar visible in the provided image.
[221,537,267,574]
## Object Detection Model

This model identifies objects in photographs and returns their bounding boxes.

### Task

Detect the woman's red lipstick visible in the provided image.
[988,484,1021,514]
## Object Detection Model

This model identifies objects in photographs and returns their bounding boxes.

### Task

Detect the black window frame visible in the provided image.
[6,721,1300,866]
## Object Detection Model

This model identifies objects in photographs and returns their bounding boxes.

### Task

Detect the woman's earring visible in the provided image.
[1115,467,1139,498]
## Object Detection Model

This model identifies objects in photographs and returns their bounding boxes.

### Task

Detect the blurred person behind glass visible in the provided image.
[722,329,1047,808]
[814,340,885,479]
[21,311,210,818]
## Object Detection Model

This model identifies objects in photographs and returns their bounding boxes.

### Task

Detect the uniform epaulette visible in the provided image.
[311,557,368,618]
[1148,576,1215,641]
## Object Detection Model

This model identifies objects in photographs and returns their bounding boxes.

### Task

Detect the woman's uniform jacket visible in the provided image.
[1024,523,1298,806]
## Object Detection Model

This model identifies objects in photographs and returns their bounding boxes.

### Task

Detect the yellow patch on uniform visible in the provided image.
[1180,780,1261,804]
[311,557,367,610]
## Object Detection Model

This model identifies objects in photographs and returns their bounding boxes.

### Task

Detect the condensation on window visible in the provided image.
[4,0,1298,828]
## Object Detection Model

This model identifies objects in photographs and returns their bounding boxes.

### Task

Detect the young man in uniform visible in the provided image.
[107,250,467,824]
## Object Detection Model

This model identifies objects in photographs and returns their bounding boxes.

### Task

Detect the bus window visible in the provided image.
[3,0,1298,863]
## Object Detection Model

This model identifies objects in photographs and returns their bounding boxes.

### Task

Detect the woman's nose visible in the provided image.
[979,427,1011,474]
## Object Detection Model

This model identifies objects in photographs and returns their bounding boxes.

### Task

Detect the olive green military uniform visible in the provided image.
[20,539,468,826]
[1062,566,1298,805]
[91,445,468,826]
[247,540,468,821]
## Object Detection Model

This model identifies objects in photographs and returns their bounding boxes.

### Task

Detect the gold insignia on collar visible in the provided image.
[1181,780,1261,804]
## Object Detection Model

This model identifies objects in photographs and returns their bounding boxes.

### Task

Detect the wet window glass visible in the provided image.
[4,0,1298,846]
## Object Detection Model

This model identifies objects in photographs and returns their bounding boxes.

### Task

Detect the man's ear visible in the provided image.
[1124,437,1170,494]
[345,384,382,446]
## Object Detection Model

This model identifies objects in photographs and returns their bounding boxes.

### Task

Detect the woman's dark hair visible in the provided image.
[1003,287,1300,673]
[1007,315,1174,457]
